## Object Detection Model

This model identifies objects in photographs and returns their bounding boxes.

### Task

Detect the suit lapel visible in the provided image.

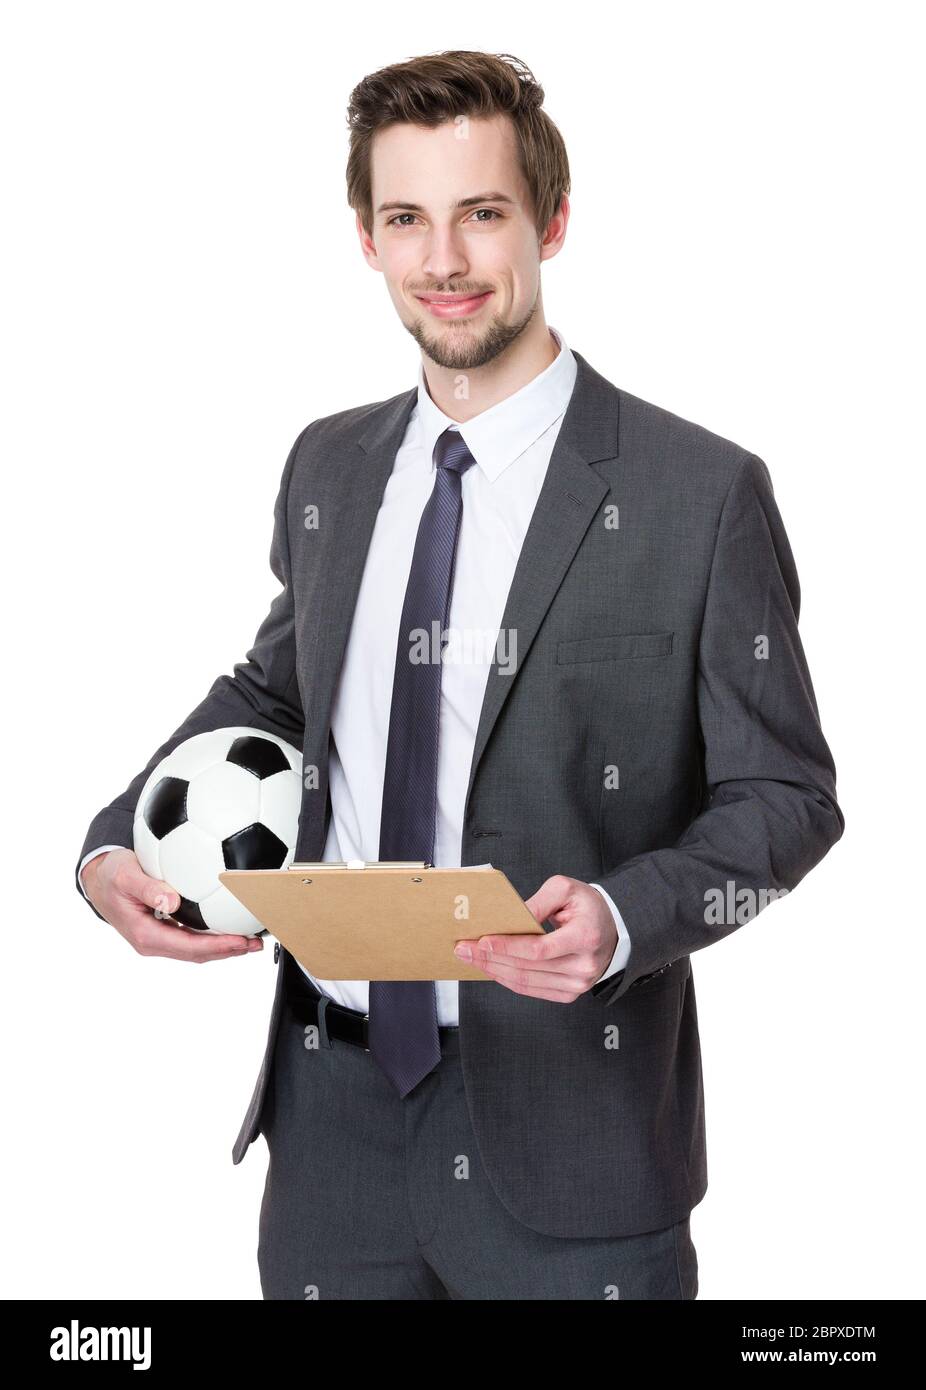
[306,385,418,746]
[462,350,618,812]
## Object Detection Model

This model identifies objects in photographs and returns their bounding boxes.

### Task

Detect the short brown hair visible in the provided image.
[346,50,570,238]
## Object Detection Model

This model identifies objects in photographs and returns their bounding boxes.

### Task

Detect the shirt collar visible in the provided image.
[414,325,577,482]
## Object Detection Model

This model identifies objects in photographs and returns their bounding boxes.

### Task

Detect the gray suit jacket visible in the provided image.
[76,348,844,1238]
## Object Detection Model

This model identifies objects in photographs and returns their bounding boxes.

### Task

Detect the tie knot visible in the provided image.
[433,428,477,477]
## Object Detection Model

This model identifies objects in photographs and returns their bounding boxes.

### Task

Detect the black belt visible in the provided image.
[280,947,458,1052]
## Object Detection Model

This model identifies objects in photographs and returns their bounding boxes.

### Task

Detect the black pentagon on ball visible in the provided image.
[143,776,189,840]
[223,822,289,870]
[226,735,289,780]
[175,896,209,932]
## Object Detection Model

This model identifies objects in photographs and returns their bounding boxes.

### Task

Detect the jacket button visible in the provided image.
[273,941,281,964]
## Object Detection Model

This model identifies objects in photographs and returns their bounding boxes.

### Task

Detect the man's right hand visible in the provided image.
[81,848,264,963]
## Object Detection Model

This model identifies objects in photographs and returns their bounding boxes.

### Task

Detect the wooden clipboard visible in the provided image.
[218,861,544,980]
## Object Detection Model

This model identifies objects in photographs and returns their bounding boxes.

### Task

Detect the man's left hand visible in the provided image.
[452,874,618,1002]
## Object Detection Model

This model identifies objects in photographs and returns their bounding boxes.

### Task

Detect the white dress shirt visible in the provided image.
[80,326,631,1019]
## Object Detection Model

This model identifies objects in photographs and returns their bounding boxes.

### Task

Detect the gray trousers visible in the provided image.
[256,993,699,1300]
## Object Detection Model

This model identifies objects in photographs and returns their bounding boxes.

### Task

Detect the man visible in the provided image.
[76,50,844,1300]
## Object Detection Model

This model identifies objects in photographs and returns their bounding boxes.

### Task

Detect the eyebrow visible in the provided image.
[376,191,516,215]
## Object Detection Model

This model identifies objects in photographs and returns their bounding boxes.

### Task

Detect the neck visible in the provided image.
[420,313,559,422]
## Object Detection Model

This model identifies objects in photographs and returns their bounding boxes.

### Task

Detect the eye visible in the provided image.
[386,208,503,228]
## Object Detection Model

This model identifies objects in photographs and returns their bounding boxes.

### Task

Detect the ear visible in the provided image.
[356,211,382,272]
[539,193,570,264]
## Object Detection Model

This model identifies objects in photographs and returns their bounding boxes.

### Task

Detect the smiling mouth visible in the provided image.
[415,291,494,318]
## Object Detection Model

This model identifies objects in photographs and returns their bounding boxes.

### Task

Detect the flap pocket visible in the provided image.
[626,956,691,997]
[556,630,674,664]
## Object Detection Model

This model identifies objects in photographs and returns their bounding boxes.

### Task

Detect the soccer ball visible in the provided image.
[133,727,302,935]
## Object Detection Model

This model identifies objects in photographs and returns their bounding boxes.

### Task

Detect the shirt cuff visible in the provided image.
[588,882,632,982]
[78,846,124,900]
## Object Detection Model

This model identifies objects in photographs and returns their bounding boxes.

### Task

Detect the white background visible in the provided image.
[2,0,923,1300]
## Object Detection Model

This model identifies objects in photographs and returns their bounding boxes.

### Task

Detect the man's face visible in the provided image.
[360,114,559,369]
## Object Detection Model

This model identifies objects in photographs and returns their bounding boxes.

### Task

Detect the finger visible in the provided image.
[471,948,589,981]
[470,953,590,993]
[477,964,582,1002]
[522,874,579,926]
[131,915,257,962]
[459,921,590,964]
[461,940,575,973]
[114,858,182,915]
[171,930,263,963]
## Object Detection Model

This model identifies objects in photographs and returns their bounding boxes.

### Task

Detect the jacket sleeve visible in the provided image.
[590,452,844,1005]
[74,425,310,920]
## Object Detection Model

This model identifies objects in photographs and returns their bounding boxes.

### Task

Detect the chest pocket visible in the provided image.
[556,631,674,664]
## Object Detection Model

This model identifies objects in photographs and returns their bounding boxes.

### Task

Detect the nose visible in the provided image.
[421,223,469,284]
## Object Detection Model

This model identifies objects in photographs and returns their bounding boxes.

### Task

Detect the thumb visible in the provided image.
[127,863,181,915]
[150,883,182,916]
[523,874,575,927]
